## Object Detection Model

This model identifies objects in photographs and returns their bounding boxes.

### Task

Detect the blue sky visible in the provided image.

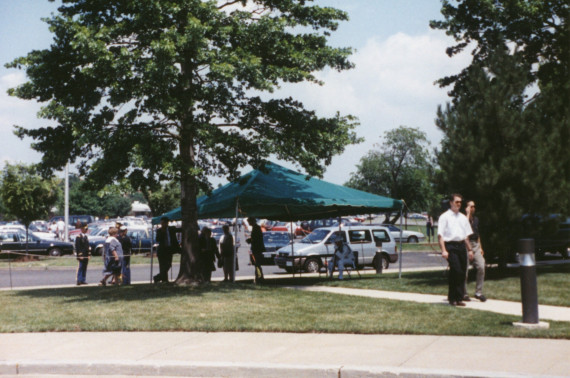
[0,0,471,185]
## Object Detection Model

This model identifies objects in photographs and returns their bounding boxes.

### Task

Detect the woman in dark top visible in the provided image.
[219,224,235,282]
[198,227,220,282]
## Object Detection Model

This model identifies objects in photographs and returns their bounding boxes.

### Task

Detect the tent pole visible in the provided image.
[398,206,403,279]
[289,220,295,277]
[233,200,239,283]
[150,224,155,283]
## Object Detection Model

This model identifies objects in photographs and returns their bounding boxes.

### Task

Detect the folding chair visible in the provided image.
[342,252,361,279]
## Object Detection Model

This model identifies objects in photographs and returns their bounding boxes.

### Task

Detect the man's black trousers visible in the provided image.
[155,249,173,282]
[446,241,467,302]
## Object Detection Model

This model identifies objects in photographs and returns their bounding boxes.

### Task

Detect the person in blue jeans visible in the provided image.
[75,223,91,285]
[328,239,353,280]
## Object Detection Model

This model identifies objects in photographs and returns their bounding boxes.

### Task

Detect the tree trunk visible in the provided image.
[175,124,201,285]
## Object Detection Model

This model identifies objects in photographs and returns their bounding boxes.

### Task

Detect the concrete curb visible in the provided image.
[0,360,537,377]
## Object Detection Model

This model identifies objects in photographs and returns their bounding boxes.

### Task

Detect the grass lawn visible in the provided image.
[315,263,570,307]
[2,281,570,338]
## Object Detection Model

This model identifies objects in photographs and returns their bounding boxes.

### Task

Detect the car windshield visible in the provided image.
[300,229,330,244]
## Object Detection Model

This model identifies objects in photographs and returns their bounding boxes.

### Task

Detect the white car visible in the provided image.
[382,224,425,243]
[407,213,428,221]
[0,225,58,240]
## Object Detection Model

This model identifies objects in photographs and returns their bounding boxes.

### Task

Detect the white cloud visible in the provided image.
[275,30,472,183]
[0,30,473,185]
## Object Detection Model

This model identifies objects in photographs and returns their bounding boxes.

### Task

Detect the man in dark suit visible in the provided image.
[154,217,180,283]
[247,217,266,284]
[75,223,91,285]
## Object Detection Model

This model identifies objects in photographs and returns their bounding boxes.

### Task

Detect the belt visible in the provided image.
[445,241,464,246]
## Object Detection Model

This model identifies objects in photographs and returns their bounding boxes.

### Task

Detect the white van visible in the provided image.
[274,225,397,273]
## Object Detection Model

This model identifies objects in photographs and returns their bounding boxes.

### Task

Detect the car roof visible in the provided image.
[316,225,390,231]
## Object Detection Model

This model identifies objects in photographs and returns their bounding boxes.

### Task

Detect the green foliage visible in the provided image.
[0,163,59,226]
[430,0,569,99]
[0,195,8,221]
[432,1,569,265]
[146,181,181,216]
[53,174,138,218]
[6,0,359,281]
[7,0,358,186]
[435,47,570,264]
[346,126,437,221]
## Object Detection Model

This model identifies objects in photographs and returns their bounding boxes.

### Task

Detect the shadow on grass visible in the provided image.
[10,281,269,304]
[9,262,569,304]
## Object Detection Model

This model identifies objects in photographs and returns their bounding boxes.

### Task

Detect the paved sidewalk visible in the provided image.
[1,332,570,377]
[288,285,570,322]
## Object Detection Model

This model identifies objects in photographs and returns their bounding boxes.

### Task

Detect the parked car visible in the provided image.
[0,229,74,257]
[259,231,293,265]
[406,213,428,221]
[381,224,425,243]
[0,224,57,240]
[274,225,397,273]
[293,218,358,237]
[211,226,224,243]
[88,226,155,256]
[49,215,95,227]
[270,221,296,236]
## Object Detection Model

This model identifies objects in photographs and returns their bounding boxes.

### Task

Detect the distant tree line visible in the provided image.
[0,166,180,222]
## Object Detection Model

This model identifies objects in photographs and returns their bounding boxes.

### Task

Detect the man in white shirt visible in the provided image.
[438,193,473,306]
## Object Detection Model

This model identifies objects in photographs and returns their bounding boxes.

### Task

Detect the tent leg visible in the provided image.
[150,225,155,284]
[233,201,238,283]
[399,208,403,279]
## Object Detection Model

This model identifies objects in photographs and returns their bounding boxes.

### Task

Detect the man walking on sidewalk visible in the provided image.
[463,200,486,302]
[438,193,473,306]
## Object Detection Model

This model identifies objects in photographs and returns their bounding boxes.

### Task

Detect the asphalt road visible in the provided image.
[0,248,446,289]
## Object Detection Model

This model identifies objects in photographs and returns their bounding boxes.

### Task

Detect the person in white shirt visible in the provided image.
[56,219,66,241]
[438,193,473,306]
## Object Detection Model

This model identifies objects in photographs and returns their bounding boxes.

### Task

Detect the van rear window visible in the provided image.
[373,230,391,243]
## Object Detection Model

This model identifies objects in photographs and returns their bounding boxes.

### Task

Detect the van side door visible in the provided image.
[372,229,392,254]
[347,229,373,265]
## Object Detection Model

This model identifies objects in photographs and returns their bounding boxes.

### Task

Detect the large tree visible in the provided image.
[0,163,59,254]
[431,0,569,265]
[7,1,359,283]
[346,126,436,223]
[430,0,569,100]
[435,46,569,264]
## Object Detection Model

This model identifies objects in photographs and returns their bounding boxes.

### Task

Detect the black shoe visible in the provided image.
[455,301,466,307]
[463,295,471,302]
[475,294,487,302]
[153,276,160,284]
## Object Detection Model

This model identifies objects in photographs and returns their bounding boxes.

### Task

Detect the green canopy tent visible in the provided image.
[152,162,403,224]
[151,162,405,280]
